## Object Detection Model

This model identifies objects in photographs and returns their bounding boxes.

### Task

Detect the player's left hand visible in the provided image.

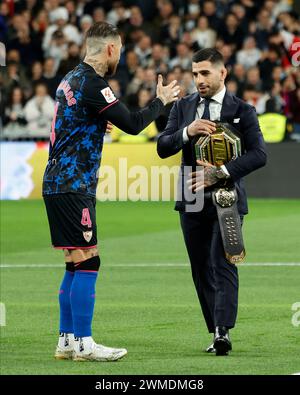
[187,160,218,192]
[106,121,113,133]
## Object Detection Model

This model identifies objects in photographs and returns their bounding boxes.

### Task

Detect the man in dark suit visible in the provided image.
[157,48,267,356]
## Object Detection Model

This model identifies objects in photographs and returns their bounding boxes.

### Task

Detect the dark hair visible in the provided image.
[268,44,281,57]
[85,22,119,40]
[8,86,25,107]
[192,48,224,65]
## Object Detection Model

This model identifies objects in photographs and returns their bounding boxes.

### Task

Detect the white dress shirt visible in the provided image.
[182,86,230,176]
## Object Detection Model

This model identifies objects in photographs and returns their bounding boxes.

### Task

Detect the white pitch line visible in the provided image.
[0,262,300,268]
[242,263,300,267]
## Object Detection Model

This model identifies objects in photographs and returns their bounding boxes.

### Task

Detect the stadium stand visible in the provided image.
[0,0,300,142]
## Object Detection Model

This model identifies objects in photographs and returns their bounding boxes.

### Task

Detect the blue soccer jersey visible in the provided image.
[43,62,119,196]
[43,61,164,197]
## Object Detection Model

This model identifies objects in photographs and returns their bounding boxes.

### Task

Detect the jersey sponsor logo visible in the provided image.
[57,80,77,106]
[100,87,117,103]
[83,230,93,243]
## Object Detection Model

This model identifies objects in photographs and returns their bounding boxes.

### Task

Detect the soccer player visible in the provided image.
[42,22,180,362]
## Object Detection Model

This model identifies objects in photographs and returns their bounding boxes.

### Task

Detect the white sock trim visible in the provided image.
[74,336,94,353]
[58,333,75,349]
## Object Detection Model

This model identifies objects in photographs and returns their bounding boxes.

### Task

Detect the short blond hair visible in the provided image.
[85,22,119,56]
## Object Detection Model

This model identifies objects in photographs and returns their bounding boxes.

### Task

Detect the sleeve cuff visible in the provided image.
[156,97,165,108]
[221,165,230,177]
[182,127,189,144]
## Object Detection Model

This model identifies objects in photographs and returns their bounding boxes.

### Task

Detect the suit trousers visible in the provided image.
[179,199,241,333]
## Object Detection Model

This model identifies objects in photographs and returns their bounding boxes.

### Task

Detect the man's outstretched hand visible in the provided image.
[156,74,181,106]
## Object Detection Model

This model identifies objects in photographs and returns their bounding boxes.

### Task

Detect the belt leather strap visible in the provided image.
[212,188,246,264]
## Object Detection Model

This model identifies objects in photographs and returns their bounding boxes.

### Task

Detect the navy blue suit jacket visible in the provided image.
[157,91,267,215]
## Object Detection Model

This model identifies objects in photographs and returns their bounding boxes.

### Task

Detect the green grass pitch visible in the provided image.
[0,199,300,375]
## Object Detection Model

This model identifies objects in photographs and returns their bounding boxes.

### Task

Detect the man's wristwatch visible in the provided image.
[215,166,230,180]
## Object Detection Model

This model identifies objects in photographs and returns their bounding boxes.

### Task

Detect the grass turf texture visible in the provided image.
[0,199,299,375]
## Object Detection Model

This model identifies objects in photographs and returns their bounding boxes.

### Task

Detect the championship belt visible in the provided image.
[212,188,245,264]
[194,122,245,264]
[194,122,242,166]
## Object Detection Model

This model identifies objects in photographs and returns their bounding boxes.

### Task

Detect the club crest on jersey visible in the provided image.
[101,87,116,103]
[83,230,93,242]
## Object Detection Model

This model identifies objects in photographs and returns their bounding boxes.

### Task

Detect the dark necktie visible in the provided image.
[201,98,211,120]
[191,98,211,168]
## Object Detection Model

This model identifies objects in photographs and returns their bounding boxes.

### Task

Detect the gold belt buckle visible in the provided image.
[215,188,236,208]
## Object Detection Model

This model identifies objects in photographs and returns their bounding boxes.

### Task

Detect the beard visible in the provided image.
[198,80,222,98]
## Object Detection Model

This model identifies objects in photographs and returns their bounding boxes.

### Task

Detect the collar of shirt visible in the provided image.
[199,86,226,105]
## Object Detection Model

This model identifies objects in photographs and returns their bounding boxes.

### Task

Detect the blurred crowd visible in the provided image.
[0,0,300,142]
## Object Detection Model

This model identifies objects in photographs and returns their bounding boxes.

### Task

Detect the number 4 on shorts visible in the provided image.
[81,208,92,228]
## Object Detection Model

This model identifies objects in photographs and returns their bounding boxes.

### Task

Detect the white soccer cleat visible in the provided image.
[73,337,127,362]
[54,332,75,360]
[55,346,74,360]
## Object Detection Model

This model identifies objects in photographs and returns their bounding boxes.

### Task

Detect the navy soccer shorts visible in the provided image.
[43,193,97,249]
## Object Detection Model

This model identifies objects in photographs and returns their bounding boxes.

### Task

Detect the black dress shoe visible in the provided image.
[205,343,216,353]
[213,326,232,356]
